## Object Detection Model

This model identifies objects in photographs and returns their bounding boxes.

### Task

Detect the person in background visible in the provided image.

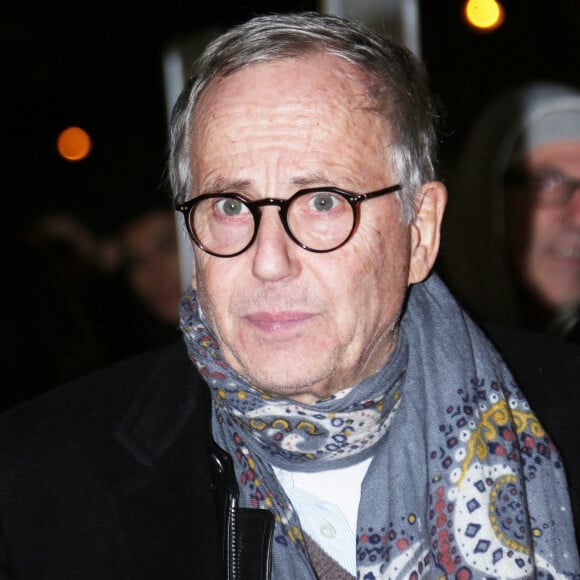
[0,13,578,579]
[440,84,580,529]
[0,205,181,412]
[1,211,124,410]
[117,204,183,349]
[441,82,580,343]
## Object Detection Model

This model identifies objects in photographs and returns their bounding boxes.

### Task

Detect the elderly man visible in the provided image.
[0,12,578,579]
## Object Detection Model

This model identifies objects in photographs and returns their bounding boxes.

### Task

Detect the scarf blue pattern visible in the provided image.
[180,273,580,578]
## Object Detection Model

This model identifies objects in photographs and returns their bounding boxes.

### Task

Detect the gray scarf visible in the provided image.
[180,273,579,578]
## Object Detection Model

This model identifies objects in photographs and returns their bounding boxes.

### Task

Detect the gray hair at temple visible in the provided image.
[168,11,440,224]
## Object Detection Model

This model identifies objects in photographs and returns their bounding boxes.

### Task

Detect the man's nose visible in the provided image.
[250,207,300,281]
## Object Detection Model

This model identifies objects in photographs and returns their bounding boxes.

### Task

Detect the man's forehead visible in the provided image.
[188,53,393,195]
[196,53,371,111]
[191,55,387,156]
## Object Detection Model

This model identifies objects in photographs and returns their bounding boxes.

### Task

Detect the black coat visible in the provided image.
[0,328,578,578]
[0,342,270,579]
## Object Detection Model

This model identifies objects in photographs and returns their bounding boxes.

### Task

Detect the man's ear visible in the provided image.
[408,180,448,285]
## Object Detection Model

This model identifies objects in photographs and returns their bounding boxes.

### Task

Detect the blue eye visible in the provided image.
[216,198,249,216]
[307,192,341,212]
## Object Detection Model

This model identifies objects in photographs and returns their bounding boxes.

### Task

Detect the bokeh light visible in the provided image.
[464,0,505,32]
[57,126,92,161]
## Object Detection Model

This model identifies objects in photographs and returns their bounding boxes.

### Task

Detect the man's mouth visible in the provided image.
[552,245,580,264]
[242,311,315,332]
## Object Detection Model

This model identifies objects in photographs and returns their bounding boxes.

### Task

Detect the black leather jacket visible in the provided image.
[210,441,274,579]
[0,341,274,579]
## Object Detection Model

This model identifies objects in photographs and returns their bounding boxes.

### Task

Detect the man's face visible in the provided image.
[506,141,580,309]
[188,54,438,403]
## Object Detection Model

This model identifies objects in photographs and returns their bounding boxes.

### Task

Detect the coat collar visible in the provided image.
[110,340,273,579]
[111,341,224,578]
[114,340,209,467]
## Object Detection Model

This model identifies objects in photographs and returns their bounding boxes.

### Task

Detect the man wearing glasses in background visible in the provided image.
[0,12,578,579]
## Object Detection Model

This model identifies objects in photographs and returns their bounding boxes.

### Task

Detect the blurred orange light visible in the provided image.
[57,126,92,161]
[464,0,505,32]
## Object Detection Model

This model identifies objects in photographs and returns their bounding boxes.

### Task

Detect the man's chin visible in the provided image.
[239,365,331,401]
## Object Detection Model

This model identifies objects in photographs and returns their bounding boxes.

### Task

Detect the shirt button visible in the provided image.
[320,523,336,539]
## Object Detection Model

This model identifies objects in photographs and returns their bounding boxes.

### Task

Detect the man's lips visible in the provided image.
[242,311,315,331]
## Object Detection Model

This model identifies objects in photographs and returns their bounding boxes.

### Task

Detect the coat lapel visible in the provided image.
[112,342,224,578]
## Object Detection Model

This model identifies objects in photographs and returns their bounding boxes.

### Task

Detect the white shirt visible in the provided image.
[272,457,372,575]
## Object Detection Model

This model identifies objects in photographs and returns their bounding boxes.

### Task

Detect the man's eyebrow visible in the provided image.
[289,172,363,190]
[201,178,253,194]
[531,166,571,178]
[289,171,332,188]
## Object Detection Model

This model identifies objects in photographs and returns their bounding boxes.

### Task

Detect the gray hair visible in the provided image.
[169,11,439,223]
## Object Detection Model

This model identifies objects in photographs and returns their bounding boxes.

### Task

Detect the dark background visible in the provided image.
[2,0,580,233]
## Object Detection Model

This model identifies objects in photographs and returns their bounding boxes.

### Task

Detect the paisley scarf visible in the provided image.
[180,273,580,578]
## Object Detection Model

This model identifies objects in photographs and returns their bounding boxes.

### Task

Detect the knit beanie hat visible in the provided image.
[509,85,580,164]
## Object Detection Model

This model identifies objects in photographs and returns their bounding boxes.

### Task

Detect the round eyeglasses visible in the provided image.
[175,184,402,258]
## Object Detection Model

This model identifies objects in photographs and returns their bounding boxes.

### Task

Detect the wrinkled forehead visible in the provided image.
[186,55,393,192]
[189,54,389,166]
[193,53,380,125]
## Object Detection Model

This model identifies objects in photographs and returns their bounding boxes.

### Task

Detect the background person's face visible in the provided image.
[188,55,424,403]
[122,210,183,325]
[506,141,580,310]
